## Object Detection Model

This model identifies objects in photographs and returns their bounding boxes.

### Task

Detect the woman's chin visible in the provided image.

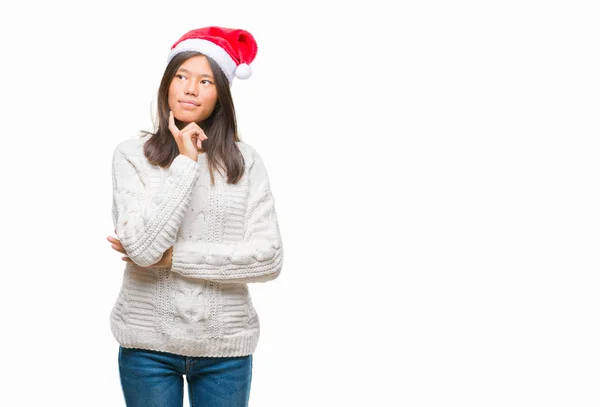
[173,112,201,124]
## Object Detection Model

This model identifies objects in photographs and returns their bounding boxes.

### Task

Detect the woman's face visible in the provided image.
[168,55,218,126]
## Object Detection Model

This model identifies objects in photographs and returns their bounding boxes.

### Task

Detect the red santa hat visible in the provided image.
[167,26,258,86]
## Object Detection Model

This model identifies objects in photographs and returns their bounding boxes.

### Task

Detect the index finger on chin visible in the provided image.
[168,111,179,135]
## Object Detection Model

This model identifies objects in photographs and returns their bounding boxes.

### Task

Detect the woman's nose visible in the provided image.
[185,81,198,96]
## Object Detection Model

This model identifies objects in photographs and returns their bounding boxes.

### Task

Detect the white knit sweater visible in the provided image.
[109,134,283,357]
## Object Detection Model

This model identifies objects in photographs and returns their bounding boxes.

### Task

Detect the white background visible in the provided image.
[1,0,599,406]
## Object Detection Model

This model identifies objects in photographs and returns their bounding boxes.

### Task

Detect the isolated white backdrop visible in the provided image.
[1,0,599,406]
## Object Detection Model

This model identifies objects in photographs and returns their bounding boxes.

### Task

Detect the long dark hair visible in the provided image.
[141,51,245,185]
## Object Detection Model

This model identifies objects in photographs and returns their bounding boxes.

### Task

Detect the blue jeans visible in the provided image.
[118,346,253,407]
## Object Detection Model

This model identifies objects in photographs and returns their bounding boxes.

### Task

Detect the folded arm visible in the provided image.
[171,150,283,284]
[112,146,200,267]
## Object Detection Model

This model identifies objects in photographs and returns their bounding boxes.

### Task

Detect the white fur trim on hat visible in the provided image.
[167,39,238,84]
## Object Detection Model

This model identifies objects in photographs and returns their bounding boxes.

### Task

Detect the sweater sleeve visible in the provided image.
[112,145,200,267]
[171,149,283,284]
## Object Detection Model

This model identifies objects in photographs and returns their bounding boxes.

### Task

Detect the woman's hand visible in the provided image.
[107,230,173,268]
[169,111,207,162]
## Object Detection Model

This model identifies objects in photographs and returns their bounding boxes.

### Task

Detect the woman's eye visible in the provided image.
[176,74,186,80]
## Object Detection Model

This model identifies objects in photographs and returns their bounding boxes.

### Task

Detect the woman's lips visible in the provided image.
[180,100,199,107]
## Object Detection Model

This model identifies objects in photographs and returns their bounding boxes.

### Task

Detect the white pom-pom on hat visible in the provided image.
[235,63,252,79]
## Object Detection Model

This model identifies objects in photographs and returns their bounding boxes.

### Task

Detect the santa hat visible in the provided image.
[167,26,258,85]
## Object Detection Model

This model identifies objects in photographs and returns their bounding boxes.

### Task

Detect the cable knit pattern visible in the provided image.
[110,135,283,357]
[112,146,200,267]
[171,149,284,283]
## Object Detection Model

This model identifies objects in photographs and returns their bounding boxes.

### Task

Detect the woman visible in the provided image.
[105,26,283,407]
